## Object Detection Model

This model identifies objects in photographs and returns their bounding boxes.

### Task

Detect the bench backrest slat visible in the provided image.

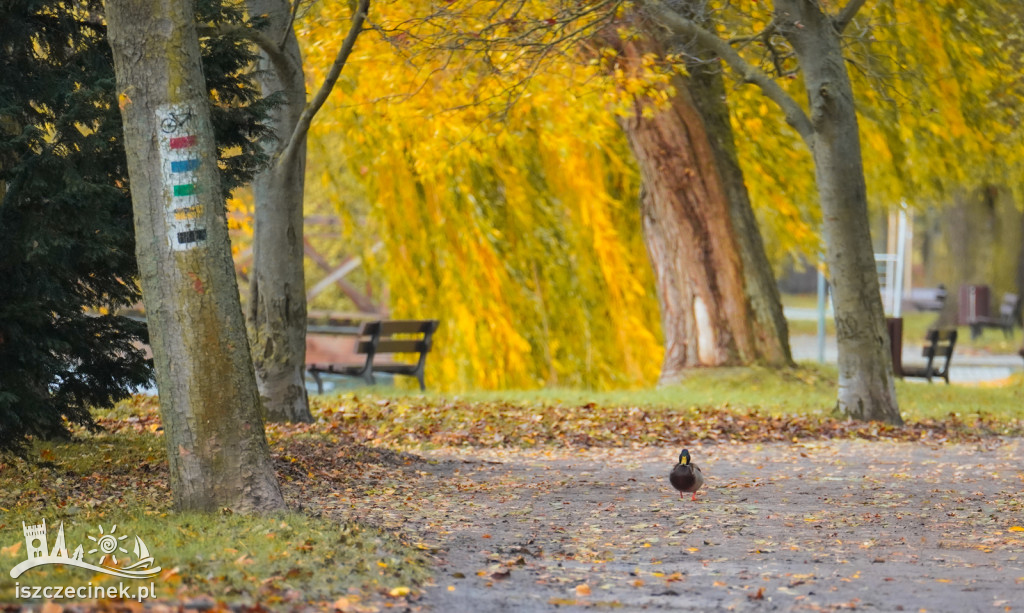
[308,319,440,391]
[376,339,429,354]
[353,320,439,357]
[378,320,439,335]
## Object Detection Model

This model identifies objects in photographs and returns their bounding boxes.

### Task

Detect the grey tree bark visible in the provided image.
[644,0,902,424]
[772,0,899,424]
[241,0,369,422]
[244,0,312,423]
[106,0,286,512]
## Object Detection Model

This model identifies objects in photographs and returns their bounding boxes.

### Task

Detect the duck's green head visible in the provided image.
[678,449,691,465]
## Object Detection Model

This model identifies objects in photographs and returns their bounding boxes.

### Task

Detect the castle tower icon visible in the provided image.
[23,520,48,559]
[50,522,68,558]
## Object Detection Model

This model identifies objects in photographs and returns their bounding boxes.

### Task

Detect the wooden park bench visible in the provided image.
[899,328,957,384]
[307,319,440,393]
[968,293,1020,340]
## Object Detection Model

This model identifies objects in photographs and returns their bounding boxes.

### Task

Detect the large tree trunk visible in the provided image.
[107,0,286,512]
[616,37,792,384]
[244,0,312,423]
[687,49,793,369]
[774,0,901,424]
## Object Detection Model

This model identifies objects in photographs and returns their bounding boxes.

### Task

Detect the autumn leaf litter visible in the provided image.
[261,395,1024,612]
[36,395,1024,612]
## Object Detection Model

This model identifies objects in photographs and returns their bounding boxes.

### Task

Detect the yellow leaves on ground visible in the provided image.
[1,542,22,557]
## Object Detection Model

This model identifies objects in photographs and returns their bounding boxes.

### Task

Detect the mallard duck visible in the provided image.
[669,449,704,501]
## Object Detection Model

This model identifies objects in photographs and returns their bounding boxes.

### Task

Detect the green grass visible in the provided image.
[441,365,1023,423]
[0,429,428,608]
[784,307,940,340]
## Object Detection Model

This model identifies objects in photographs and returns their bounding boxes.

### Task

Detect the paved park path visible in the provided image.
[320,439,1024,612]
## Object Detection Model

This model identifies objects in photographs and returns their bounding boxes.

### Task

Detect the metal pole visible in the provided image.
[893,208,908,318]
[817,260,826,364]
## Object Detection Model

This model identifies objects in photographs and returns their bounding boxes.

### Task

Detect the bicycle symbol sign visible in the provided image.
[157,104,207,251]
[160,108,194,134]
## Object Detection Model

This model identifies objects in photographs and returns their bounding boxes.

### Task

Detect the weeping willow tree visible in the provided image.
[727,0,1024,281]
[297,1,663,390]
[850,0,1024,319]
[282,0,1024,392]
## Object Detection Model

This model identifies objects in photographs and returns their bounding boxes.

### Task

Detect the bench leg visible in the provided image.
[416,372,426,392]
[311,371,324,395]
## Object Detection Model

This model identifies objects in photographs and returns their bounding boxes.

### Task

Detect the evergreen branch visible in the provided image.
[640,0,814,144]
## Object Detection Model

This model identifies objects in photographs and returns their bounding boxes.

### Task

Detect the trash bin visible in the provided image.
[958,285,991,326]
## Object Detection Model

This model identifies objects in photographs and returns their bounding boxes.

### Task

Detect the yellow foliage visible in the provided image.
[296,0,663,391]
[268,0,1024,390]
[701,0,1024,266]
[850,0,1024,208]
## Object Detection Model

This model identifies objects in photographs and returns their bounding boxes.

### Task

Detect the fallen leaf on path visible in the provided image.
[1,542,22,557]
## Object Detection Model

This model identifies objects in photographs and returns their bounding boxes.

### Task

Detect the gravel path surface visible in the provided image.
[327,439,1024,612]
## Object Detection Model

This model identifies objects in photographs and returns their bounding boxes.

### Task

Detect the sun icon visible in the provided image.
[87,524,130,566]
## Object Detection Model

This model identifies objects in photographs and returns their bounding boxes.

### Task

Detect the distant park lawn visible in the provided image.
[452,365,1024,424]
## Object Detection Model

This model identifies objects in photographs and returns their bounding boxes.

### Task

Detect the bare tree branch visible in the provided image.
[639,0,814,143]
[200,24,301,86]
[278,0,370,167]
[834,0,870,33]
[279,0,302,49]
